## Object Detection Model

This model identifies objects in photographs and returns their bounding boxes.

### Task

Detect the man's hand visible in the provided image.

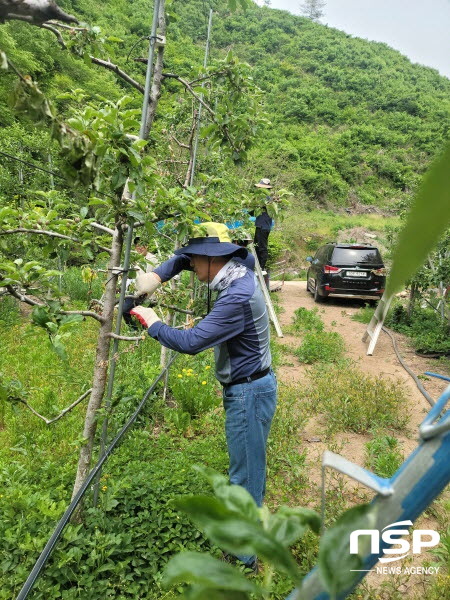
[135,271,161,296]
[130,306,161,329]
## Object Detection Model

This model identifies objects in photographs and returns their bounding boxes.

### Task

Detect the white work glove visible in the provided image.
[130,306,161,329]
[135,270,161,296]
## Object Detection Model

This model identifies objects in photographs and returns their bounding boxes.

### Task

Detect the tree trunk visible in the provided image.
[144,0,166,138]
[71,224,123,500]
[407,282,416,319]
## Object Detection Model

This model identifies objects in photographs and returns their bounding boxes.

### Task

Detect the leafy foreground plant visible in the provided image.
[163,465,375,600]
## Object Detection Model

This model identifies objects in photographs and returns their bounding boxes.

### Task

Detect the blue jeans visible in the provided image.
[222,370,277,565]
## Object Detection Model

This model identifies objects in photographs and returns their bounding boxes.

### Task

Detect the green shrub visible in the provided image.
[169,353,220,417]
[295,331,344,364]
[292,307,324,333]
[306,366,409,434]
[386,305,450,353]
[0,450,216,600]
[365,435,403,478]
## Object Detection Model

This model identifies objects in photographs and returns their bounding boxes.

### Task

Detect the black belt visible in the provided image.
[221,367,271,387]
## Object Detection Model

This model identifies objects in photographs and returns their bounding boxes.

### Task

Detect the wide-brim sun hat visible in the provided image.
[174,222,247,258]
[255,178,273,189]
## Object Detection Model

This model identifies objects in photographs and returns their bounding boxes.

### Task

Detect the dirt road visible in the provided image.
[277,281,446,442]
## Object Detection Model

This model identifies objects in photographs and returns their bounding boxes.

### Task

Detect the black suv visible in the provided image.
[306,243,386,303]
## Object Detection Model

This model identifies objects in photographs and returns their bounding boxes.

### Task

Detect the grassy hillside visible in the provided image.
[203,3,450,207]
[1,1,450,212]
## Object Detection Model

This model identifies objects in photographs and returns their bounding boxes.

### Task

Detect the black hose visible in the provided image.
[382,326,434,407]
[15,353,177,600]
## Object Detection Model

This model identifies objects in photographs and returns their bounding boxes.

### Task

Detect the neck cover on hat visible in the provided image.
[210,259,247,293]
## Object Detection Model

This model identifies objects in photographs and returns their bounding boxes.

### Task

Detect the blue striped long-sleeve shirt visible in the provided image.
[149,261,270,384]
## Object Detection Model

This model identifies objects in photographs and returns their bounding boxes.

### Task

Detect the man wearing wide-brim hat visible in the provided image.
[253,178,274,287]
[131,222,277,571]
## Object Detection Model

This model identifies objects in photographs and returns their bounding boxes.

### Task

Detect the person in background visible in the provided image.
[129,222,277,572]
[253,178,274,288]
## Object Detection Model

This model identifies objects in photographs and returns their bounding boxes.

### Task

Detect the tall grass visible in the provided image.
[306,364,409,435]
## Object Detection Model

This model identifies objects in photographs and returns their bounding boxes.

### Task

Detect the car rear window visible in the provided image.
[331,247,383,265]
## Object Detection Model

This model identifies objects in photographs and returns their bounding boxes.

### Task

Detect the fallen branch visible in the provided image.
[16,388,92,425]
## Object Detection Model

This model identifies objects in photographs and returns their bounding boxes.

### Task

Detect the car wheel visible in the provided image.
[314,280,326,303]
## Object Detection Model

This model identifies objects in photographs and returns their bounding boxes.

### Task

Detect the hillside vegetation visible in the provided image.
[179,1,450,208]
[1,0,450,212]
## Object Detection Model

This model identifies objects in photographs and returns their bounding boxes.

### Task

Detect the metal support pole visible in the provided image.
[249,242,283,338]
[189,8,213,187]
[93,0,162,506]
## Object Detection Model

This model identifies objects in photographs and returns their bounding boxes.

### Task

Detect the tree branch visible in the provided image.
[163,73,216,118]
[162,73,238,152]
[0,1,78,26]
[89,56,145,94]
[90,222,115,235]
[41,22,66,47]
[46,21,87,31]
[16,388,92,425]
[61,310,105,323]
[0,227,112,254]
[0,227,79,242]
[5,286,106,323]
[6,285,41,306]
[188,70,228,85]
[170,134,190,150]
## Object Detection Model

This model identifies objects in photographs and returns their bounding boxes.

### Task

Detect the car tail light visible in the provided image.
[324,265,342,274]
[372,268,387,276]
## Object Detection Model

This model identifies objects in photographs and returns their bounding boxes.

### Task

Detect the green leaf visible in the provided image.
[386,141,450,297]
[175,496,301,581]
[163,552,261,594]
[32,306,51,328]
[318,503,376,598]
[193,465,259,521]
[52,337,68,361]
[268,506,321,546]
